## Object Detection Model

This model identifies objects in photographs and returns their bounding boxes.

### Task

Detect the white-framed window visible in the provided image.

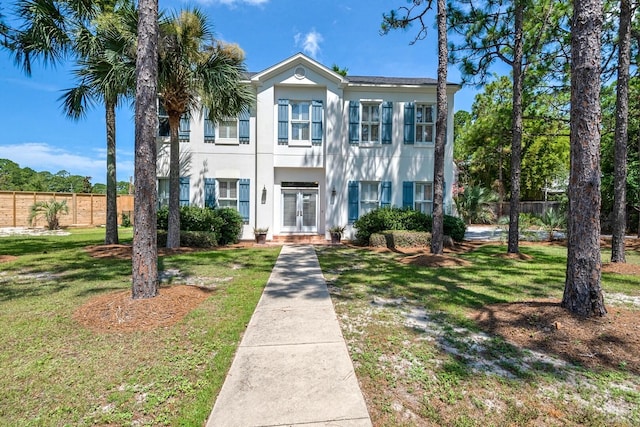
[158,178,169,207]
[218,179,238,208]
[416,104,434,144]
[219,118,239,139]
[415,182,433,214]
[158,105,170,138]
[291,101,311,142]
[361,103,381,143]
[360,181,380,216]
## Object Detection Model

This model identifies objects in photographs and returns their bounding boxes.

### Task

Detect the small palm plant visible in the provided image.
[28,200,69,230]
[537,209,567,241]
[454,185,498,224]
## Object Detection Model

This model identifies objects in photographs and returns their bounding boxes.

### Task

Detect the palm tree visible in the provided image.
[28,199,69,229]
[454,185,498,225]
[158,8,254,248]
[59,1,137,245]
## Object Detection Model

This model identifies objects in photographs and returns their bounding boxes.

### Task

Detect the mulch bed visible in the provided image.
[73,285,214,333]
[469,300,640,375]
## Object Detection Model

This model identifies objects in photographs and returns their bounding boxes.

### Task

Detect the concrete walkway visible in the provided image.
[206,245,372,427]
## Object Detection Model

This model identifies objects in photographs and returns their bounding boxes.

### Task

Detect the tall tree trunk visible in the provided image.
[431,0,448,255]
[562,0,606,317]
[611,0,631,263]
[507,0,524,254]
[105,99,119,245]
[131,0,159,300]
[166,113,181,249]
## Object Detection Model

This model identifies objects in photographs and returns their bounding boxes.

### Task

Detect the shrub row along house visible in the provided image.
[156,53,460,241]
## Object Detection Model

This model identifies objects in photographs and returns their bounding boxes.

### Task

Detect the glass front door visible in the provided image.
[281,189,318,233]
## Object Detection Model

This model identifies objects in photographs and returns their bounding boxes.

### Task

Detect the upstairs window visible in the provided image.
[158,105,170,137]
[278,99,323,146]
[349,101,392,145]
[157,103,189,142]
[415,104,434,144]
[291,101,310,142]
[219,118,238,139]
[203,108,250,145]
[361,103,380,143]
[404,102,435,145]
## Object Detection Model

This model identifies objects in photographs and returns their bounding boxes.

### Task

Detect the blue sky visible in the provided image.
[0,0,481,185]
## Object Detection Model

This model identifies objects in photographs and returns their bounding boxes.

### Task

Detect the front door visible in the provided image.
[282,189,318,233]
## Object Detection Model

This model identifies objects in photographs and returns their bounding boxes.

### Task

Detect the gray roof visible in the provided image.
[345,75,438,85]
[246,71,456,87]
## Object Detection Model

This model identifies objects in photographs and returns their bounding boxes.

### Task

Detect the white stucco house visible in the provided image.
[156,53,460,242]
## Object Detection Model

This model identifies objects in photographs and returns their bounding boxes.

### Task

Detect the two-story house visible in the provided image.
[156,53,460,242]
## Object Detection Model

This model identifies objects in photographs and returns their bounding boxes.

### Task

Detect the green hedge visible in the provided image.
[157,230,218,248]
[370,230,432,248]
[353,207,466,244]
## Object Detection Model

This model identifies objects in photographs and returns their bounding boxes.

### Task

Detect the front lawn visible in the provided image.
[0,228,280,426]
[316,242,640,426]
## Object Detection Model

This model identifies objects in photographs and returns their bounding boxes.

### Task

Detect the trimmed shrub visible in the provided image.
[354,206,465,244]
[443,215,466,242]
[157,230,218,248]
[370,230,431,248]
[400,209,431,232]
[212,208,244,245]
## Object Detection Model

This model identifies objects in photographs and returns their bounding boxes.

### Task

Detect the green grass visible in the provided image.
[0,228,280,426]
[316,243,640,426]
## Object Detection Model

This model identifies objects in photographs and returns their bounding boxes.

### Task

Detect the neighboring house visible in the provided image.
[156,53,460,241]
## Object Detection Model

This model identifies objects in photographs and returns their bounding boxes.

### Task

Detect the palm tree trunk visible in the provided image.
[105,99,119,245]
[131,0,159,300]
[431,0,447,255]
[611,0,631,263]
[167,113,181,249]
[562,0,606,317]
[507,0,524,255]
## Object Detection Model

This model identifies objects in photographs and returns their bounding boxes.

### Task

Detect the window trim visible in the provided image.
[289,100,312,147]
[415,103,435,145]
[360,102,381,145]
[217,178,239,208]
[414,181,434,214]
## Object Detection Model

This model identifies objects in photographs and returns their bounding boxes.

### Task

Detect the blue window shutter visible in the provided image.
[179,177,190,206]
[204,178,216,208]
[238,179,250,223]
[179,112,190,142]
[278,99,289,145]
[403,181,414,208]
[239,108,250,144]
[312,100,323,145]
[404,102,415,144]
[349,101,360,144]
[348,181,359,223]
[381,181,392,207]
[204,116,215,143]
[381,102,393,144]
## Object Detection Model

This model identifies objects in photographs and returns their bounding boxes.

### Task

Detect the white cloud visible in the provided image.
[294,29,324,59]
[0,142,134,185]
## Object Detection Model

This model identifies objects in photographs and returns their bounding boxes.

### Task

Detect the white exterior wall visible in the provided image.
[156,53,459,242]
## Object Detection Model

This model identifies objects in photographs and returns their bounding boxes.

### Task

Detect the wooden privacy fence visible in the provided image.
[0,191,134,228]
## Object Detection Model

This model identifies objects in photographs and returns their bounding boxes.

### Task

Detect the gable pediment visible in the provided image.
[250,53,347,88]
